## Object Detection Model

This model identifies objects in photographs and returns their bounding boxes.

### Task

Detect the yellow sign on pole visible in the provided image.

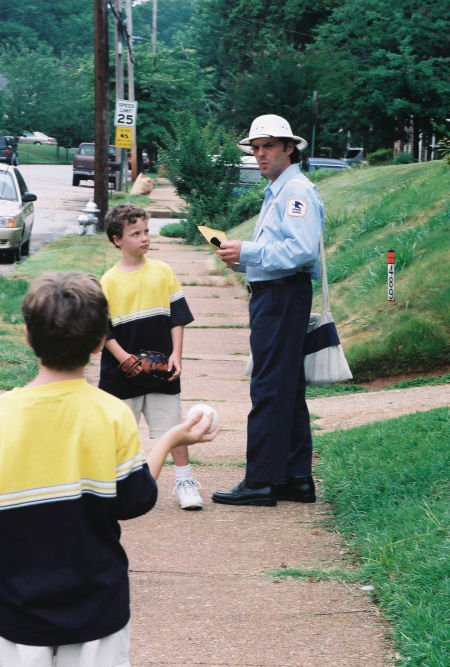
[115,126,132,149]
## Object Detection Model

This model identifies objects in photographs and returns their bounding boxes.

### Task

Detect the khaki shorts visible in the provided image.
[124,393,181,438]
[0,622,130,667]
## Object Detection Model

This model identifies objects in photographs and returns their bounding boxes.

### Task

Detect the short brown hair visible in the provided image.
[280,139,300,164]
[104,204,148,245]
[22,272,109,370]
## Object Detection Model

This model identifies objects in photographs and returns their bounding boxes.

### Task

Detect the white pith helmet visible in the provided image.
[238,114,308,154]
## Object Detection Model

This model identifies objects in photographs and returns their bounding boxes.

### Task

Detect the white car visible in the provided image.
[0,164,36,262]
[239,155,261,184]
[19,131,57,146]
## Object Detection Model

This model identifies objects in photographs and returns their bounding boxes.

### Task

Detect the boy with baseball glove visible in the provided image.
[99,204,203,510]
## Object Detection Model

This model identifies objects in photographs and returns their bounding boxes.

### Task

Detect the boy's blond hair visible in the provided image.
[22,271,109,370]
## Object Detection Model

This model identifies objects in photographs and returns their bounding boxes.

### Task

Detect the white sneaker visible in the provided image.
[173,479,203,510]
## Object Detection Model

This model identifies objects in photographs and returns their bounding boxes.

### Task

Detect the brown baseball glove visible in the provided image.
[119,350,174,389]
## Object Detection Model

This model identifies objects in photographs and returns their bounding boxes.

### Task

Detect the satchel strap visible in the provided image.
[319,236,330,312]
[286,179,330,312]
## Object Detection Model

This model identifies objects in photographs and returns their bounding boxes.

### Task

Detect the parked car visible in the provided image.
[238,155,349,182]
[0,163,36,262]
[19,131,57,145]
[343,146,365,166]
[238,155,261,184]
[0,136,19,166]
[72,143,120,186]
[306,157,349,172]
[128,150,151,171]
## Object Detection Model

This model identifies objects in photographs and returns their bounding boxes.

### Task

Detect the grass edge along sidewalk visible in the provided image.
[303,408,448,667]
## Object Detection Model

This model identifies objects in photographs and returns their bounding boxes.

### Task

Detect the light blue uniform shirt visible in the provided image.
[239,163,324,281]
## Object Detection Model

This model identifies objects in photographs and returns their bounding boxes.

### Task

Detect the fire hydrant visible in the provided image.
[77,200,100,236]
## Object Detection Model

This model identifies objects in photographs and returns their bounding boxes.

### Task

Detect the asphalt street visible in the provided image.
[0,164,166,274]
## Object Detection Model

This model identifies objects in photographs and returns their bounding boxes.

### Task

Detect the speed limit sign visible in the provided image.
[114,100,138,128]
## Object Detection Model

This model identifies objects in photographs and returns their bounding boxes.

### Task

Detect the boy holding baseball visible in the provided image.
[0,271,217,663]
[99,204,203,510]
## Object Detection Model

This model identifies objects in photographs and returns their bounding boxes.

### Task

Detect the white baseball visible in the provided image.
[186,403,218,433]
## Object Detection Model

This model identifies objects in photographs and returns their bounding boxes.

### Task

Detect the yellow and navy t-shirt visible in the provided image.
[0,379,157,646]
[99,257,194,398]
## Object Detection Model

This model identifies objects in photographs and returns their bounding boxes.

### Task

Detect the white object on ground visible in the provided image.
[186,403,218,433]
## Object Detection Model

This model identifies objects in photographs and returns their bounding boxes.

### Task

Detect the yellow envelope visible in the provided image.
[197,225,228,252]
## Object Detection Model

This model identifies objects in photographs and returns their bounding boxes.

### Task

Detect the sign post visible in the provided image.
[114,100,138,131]
[114,100,138,190]
[387,249,395,303]
[114,126,133,149]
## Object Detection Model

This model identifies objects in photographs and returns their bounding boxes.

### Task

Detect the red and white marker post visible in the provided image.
[387,249,395,303]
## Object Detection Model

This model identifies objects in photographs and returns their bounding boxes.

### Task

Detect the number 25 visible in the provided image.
[118,113,133,125]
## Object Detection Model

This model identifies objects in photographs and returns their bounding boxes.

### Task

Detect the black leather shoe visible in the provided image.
[212,480,277,506]
[274,475,316,503]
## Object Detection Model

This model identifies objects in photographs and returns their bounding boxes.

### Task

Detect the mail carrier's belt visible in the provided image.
[246,272,309,295]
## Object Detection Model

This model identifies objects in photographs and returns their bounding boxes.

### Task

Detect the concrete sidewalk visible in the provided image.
[86,232,393,666]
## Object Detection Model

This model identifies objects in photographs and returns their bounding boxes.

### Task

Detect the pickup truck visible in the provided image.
[72,143,120,186]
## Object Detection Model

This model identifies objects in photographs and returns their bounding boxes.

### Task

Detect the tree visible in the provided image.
[132,44,219,161]
[310,0,450,154]
[0,45,93,146]
[159,112,241,243]
[133,0,194,48]
[0,0,94,57]
[186,0,338,91]
[227,45,315,144]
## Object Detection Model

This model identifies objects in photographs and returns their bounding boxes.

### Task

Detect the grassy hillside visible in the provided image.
[230,161,450,381]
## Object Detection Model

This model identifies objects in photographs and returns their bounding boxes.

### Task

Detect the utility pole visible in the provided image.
[93,0,110,230]
[311,91,319,159]
[114,0,126,191]
[152,0,157,53]
[125,0,138,181]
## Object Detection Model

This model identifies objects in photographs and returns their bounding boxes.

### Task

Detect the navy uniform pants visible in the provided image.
[246,274,313,485]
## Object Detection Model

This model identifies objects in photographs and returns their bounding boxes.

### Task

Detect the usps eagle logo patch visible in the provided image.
[287,198,307,217]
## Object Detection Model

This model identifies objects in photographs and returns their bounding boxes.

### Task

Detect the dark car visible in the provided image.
[128,150,151,172]
[0,136,19,166]
[343,147,365,166]
[72,143,120,186]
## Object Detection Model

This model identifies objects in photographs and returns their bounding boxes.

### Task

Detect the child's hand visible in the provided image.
[171,411,220,447]
[168,352,181,380]
[145,412,219,480]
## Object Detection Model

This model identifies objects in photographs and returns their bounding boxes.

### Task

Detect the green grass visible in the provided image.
[0,235,119,388]
[305,373,450,398]
[0,334,38,390]
[18,144,74,164]
[274,409,449,667]
[10,235,117,282]
[225,161,450,381]
[0,275,39,388]
[386,373,450,389]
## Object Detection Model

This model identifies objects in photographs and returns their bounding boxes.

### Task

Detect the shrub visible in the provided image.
[393,151,414,164]
[436,136,450,166]
[228,182,265,227]
[367,148,394,165]
[159,222,187,239]
[159,112,241,243]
